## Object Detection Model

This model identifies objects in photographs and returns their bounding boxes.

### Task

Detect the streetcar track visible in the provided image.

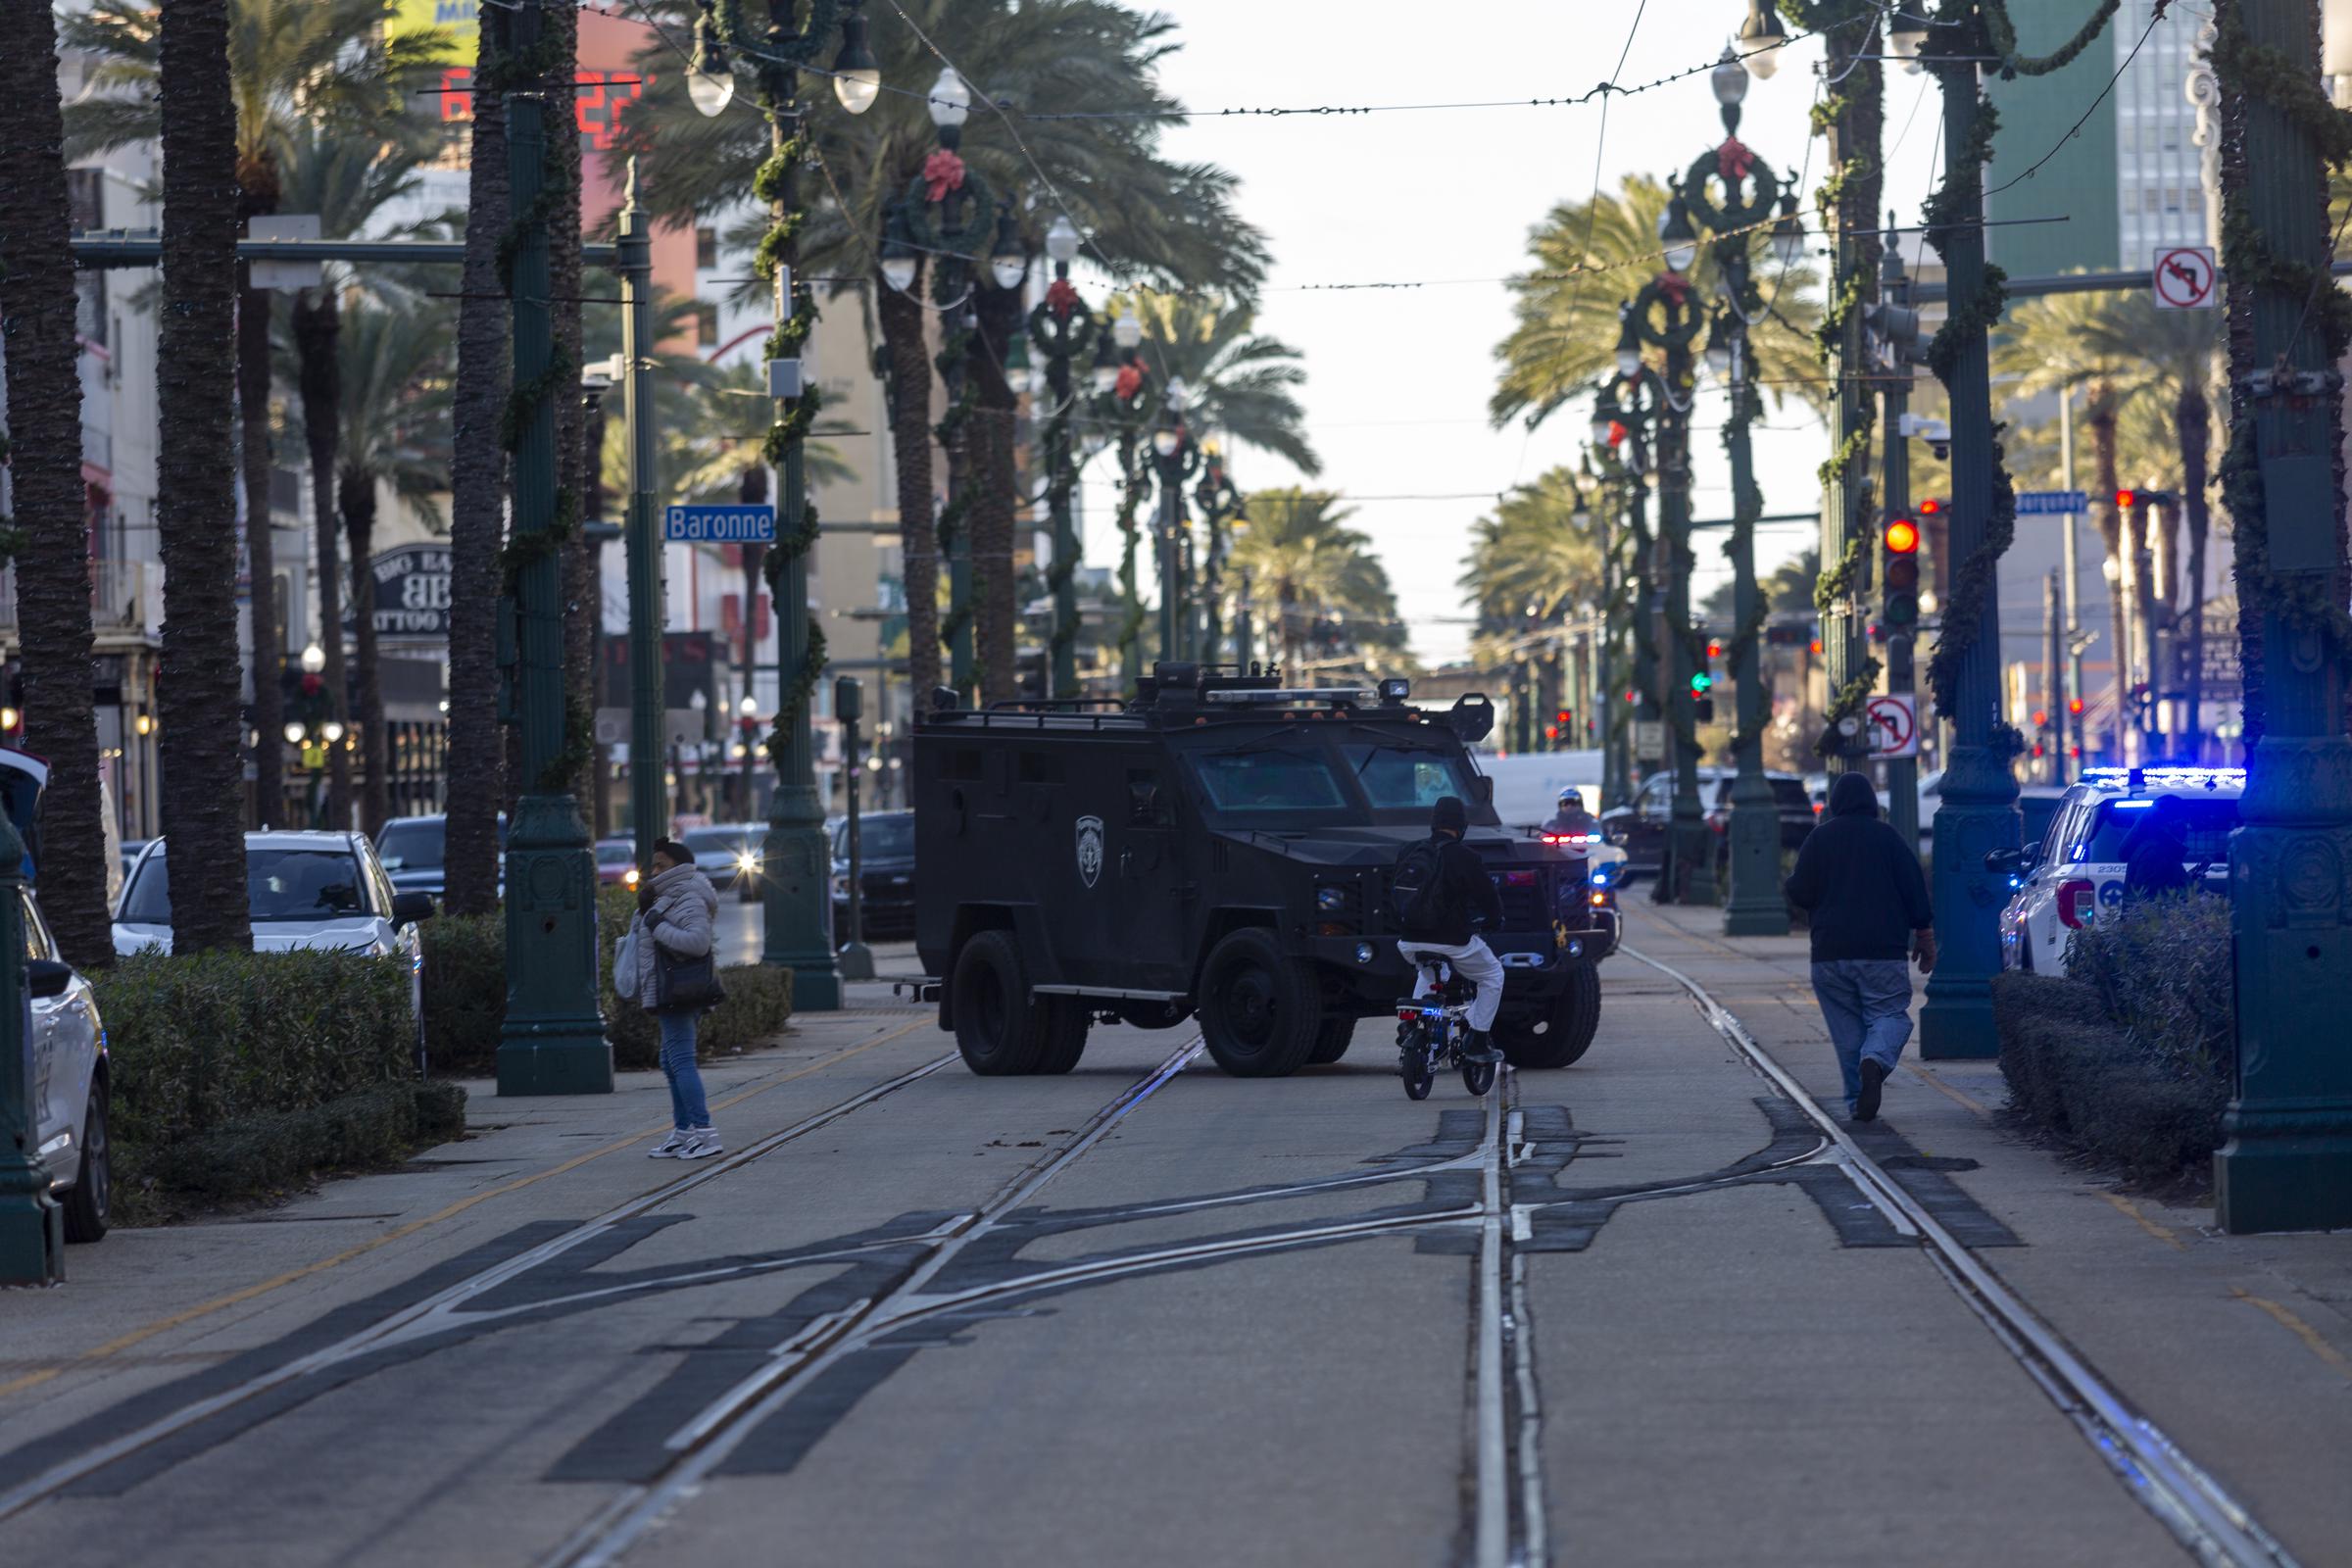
[0,1048,963,1523]
[1623,943,2301,1568]
[541,1037,1207,1568]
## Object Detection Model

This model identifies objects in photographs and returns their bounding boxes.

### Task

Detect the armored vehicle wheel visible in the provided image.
[1461,1054,1496,1097]
[951,931,1053,1075]
[1034,998,1091,1074]
[1197,928,1321,1077]
[1495,960,1602,1069]
[1306,1015,1355,1065]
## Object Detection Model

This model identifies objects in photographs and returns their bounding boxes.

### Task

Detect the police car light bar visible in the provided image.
[1200,687,1379,706]
[2080,765,2245,789]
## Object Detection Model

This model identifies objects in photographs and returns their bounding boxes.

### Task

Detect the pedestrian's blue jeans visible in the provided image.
[658,1009,710,1131]
[1809,959,1914,1110]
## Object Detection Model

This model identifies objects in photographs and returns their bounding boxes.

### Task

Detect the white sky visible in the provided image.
[1068,0,1948,666]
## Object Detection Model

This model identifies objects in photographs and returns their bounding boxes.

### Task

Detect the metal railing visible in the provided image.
[0,561,157,632]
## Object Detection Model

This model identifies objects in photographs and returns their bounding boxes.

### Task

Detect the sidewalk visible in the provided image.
[1621,898,2352,1562]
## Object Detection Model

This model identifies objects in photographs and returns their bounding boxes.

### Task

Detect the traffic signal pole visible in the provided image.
[2211,0,2352,1232]
[1880,370,1921,857]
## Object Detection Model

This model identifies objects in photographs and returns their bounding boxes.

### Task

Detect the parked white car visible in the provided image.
[24,884,111,1242]
[1993,766,2241,975]
[114,831,434,1059]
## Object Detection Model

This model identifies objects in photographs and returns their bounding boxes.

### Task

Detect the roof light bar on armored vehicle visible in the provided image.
[1199,687,1380,706]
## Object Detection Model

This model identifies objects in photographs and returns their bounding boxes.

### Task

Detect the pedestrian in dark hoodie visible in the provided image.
[1783,772,1935,1121]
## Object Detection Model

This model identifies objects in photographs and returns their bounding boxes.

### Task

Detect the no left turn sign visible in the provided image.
[1866,694,1919,759]
[2153,246,2218,310]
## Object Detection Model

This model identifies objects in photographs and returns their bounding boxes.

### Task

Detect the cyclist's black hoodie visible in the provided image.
[1402,795,1504,947]
[1782,772,1932,961]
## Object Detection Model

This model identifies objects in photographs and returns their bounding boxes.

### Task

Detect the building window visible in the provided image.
[694,301,719,346]
[695,226,718,270]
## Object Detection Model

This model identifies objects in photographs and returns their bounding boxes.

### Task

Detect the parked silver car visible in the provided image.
[24,885,110,1243]
[113,831,434,1060]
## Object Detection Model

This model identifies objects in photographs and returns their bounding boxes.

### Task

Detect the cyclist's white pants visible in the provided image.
[1396,937,1503,1033]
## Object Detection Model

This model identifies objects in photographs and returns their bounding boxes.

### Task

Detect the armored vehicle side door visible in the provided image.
[1112,759,1190,992]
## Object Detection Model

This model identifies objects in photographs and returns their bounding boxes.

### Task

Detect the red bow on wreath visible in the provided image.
[922,148,966,203]
[1113,363,1144,401]
[1654,271,1690,306]
[1716,135,1755,184]
[1606,418,1629,449]
[1046,277,1079,320]
[300,673,323,697]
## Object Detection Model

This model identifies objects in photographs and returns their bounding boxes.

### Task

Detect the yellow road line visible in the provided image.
[2232,1287,2352,1381]
[1906,1065,1995,1119]
[2096,1189,2186,1251]
[0,1016,934,1400]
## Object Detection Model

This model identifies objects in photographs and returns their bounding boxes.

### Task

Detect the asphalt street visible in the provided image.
[3,906,2348,1567]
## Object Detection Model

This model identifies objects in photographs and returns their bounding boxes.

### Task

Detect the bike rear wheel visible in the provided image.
[1399,1023,1435,1101]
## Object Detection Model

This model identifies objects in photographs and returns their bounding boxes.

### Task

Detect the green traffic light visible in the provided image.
[1690,671,1714,693]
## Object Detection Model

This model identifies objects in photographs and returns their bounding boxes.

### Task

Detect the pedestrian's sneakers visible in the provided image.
[648,1129,695,1158]
[1854,1059,1887,1123]
[675,1128,723,1160]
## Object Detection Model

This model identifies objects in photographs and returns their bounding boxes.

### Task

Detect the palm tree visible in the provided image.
[1491,173,1824,432]
[445,4,511,917]
[150,0,250,952]
[330,301,454,837]
[614,0,1269,705]
[64,0,448,831]
[273,128,441,835]
[1457,468,1610,635]
[1116,294,1319,474]
[1226,489,1404,674]
[0,2,111,966]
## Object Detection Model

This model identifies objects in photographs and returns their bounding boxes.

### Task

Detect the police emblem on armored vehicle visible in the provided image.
[1076,815,1104,888]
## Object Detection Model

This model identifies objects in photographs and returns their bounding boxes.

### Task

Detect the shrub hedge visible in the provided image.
[420,884,794,1076]
[1991,895,2234,1186]
[89,948,465,1219]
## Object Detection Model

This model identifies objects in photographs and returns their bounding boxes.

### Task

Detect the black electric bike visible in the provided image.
[1395,956,1495,1101]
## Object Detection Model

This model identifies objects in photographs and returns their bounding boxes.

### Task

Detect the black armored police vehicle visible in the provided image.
[912,663,1605,1080]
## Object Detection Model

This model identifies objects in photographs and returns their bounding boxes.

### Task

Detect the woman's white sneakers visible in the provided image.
[649,1129,723,1159]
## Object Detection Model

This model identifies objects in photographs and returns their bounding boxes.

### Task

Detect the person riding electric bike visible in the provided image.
[1392,794,1505,1064]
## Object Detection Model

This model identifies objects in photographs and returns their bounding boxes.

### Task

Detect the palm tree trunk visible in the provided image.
[880,261,940,699]
[2089,385,2128,757]
[2177,383,2212,760]
[153,0,251,953]
[443,6,511,915]
[340,464,388,837]
[548,0,593,806]
[235,257,284,829]
[0,0,110,967]
[292,286,351,828]
[970,283,1020,704]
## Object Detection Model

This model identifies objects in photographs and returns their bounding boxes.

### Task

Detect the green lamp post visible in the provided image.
[690,0,880,1013]
[1026,215,1097,697]
[1684,45,1789,935]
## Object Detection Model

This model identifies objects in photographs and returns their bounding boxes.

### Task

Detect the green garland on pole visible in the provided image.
[1981,0,2122,78]
[2209,2,2352,738]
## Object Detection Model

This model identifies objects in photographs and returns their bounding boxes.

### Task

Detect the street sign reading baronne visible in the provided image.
[663,504,777,544]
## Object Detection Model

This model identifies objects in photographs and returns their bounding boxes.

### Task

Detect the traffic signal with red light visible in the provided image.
[2068,696,2084,716]
[1882,514,1921,631]
[1918,497,1943,515]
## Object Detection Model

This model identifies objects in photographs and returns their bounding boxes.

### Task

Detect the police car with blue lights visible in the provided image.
[1990,765,2242,975]
[912,664,1607,1080]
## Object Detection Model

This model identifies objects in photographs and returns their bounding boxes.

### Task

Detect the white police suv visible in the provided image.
[1992,765,2241,975]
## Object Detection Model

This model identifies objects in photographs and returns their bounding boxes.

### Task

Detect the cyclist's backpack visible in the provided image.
[1390,837,1450,935]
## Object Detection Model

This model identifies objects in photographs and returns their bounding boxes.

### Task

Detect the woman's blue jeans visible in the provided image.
[658,1009,710,1130]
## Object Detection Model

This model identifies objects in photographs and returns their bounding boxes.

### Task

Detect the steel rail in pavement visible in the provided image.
[1625,944,2301,1568]
[0,1051,962,1522]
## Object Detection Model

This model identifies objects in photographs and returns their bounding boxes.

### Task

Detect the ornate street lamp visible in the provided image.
[683,0,874,1012]
[1151,378,1201,664]
[1026,213,1099,697]
[1737,0,1788,77]
[1094,311,1155,690]
[1682,50,1788,933]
